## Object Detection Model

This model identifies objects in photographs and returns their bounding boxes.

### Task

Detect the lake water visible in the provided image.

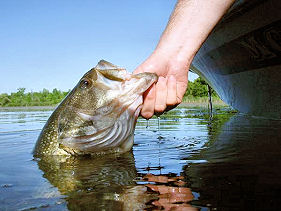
[1,107,281,210]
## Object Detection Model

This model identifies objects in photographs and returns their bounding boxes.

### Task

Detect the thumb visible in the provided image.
[176,81,188,104]
[133,65,145,74]
[133,59,157,74]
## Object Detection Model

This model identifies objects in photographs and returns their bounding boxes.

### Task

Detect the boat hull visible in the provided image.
[191,0,281,119]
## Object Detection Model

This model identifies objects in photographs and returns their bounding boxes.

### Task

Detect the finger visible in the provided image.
[133,66,144,74]
[166,75,177,106]
[133,61,155,74]
[176,81,188,104]
[140,84,156,119]
[155,76,168,113]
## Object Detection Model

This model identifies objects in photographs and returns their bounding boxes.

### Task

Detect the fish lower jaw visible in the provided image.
[61,135,134,157]
[91,134,134,157]
[34,145,70,157]
[126,95,143,116]
[117,133,134,153]
[58,131,135,157]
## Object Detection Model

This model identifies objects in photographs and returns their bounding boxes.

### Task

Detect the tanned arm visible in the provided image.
[134,0,235,119]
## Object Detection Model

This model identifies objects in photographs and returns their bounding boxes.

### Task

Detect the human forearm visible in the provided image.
[155,0,235,63]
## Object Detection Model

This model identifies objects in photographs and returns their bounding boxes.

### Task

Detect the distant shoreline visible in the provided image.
[0,101,228,112]
[180,101,227,108]
[0,106,56,111]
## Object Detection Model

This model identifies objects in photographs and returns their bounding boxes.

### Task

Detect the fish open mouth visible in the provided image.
[34,59,158,157]
[58,72,158,155]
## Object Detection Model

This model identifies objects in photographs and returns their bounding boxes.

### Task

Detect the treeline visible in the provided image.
[0,88,69,107]
[184,77,218,98]
[0,77,218,107]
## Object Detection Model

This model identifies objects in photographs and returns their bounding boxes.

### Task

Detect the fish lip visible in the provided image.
[129,72,158,94]
[131,72,158,81]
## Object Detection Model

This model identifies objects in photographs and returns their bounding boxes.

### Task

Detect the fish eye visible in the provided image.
[80,79,91,89]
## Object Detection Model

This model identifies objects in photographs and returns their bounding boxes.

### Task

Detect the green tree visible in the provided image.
[0,88,69,107]
[184,77,218,97]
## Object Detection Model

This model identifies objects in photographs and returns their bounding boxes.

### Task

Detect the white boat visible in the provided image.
[191,0,281,119]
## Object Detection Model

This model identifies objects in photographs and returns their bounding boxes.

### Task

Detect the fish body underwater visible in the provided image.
[33,60,157,156]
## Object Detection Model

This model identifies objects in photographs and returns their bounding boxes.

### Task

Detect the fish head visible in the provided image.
[57,60,158,155]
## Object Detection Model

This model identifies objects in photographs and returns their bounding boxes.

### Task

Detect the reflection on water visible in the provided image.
[185,114,281,210]
[37,153,149,210]
[1,107,281,210]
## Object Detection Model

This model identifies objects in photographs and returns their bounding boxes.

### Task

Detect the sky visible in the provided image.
[0,0,198,94]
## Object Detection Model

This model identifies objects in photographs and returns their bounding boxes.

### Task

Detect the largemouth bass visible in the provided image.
[33,60,157,156]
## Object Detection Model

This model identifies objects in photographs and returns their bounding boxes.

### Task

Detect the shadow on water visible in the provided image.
[184,114,281,210]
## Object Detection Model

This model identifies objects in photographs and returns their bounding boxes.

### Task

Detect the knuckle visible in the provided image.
[154,104,166,113]
[176,97,183,104]
[166,98,177,106]
[145,92,155,101]
[141,111,153,119]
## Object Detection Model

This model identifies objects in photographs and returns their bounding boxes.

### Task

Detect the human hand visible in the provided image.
[134,52,190,119]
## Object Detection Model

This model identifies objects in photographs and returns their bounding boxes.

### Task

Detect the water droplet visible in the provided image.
[1,184,13,188]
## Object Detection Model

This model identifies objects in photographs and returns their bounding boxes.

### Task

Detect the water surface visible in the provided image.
[1,107,281,210]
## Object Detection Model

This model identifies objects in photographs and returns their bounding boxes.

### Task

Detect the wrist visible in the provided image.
[152,0,235,67]
[152,44,194,68]
[153,27,198,65]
